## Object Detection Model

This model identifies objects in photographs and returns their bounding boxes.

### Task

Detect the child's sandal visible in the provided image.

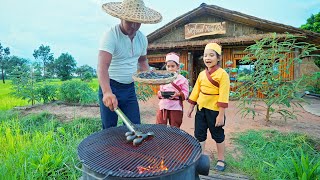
[214,160,227,172]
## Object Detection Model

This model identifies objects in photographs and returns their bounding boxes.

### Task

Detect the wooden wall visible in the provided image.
[147,48,295,98]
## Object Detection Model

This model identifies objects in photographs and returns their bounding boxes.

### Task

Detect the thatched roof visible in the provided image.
[147,3,320,48]
[148,33,304,50]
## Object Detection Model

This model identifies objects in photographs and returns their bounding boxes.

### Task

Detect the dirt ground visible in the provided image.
[22,96,320,157]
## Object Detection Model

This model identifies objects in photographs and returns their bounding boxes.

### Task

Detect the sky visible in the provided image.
[0,0,319,69]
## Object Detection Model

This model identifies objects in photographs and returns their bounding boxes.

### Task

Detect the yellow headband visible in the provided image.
[205,43,221,55]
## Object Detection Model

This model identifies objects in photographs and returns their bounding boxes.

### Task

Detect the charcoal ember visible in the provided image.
[137,72,175,79]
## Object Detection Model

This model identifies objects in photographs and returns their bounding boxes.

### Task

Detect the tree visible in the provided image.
[33,44,54,78]
[55,53,77,81]
[0,43,10,83]
[6,56,29,76]
[32,61,43,82]
[300,12,320,33]
[75,64,96,81]
[235,33,319,123]
[11,64,40,105]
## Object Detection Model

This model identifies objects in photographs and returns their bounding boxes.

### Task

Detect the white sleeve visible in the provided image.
[141,34,148,56]
[99,30,116,54]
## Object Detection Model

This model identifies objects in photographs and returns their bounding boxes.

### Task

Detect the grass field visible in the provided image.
[0,78,99,110]
[0,80,29,110]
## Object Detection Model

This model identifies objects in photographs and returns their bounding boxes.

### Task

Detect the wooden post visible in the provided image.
[188,52,194,86]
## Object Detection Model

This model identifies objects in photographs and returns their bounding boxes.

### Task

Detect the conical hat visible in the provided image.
[102,0,162,24]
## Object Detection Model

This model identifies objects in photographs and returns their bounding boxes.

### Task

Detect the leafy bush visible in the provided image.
[60,80,97,104]
[81,72,93,82]
[37,84,58,103]
[135,82,154,102]
[303,72,320,94]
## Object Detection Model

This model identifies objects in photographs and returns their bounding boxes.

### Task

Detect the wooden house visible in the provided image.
[146,3,320,95]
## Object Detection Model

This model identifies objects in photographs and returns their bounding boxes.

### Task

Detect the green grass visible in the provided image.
[226,130,320,180]
[0,80,29,110]
[0,78,99,110]
[0,110,102,179]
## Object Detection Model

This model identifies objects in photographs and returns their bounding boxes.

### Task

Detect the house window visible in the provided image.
[236,61,254,82]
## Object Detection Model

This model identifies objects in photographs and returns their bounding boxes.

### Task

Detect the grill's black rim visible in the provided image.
[78,124,201,178]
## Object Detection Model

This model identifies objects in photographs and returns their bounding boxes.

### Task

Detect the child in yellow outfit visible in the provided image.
[187,43,230,172]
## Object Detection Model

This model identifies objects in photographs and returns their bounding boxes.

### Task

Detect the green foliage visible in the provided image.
[179,63,189,78]
[11,65,41,105]
[227,130,320,180]
[134,82,154,102]
[32,61,44,82]
[82,71,93,82]
[0,111,101,179]
[300,12,320,33]
[302,72,320,94]
[314,56,320,68]
[290,148,320,180]
[60,80,97,104]
[6,56,30,78]
[55,53,77,81]
[235,33,320,122]
[37,83,58,103]
[0,42,10,84]
[33,44,55,79]
[75,64,96,81]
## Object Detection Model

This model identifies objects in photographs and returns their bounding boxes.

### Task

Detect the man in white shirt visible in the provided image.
[98,0,162,129]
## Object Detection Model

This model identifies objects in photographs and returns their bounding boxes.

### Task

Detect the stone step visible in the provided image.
[200,170,250,180]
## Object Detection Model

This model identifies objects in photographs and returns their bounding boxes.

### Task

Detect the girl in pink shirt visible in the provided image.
[156,52,189,128]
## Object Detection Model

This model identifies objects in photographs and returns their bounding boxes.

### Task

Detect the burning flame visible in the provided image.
[137,160,168,174]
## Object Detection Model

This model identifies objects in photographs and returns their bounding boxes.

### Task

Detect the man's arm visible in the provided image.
[97,50,118,110]
[137,55,150,72]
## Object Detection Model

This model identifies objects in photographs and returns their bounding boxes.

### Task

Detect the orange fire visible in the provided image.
[137,160,168,174]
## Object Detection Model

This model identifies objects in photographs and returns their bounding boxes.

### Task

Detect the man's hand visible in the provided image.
[103,92,118,111]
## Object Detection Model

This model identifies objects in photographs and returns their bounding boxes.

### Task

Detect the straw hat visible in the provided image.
[102,0,162,24]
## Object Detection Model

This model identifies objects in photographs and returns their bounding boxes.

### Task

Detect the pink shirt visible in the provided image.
[159,74,189,111]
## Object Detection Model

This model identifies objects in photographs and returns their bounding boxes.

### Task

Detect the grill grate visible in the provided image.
[78,124,201,178]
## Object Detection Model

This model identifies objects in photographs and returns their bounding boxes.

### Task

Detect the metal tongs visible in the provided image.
[114,108,155,146]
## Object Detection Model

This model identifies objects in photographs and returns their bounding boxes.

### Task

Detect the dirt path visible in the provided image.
[22,96,320,157]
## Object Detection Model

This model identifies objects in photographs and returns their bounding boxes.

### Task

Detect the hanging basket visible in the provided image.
[132,70,178,85]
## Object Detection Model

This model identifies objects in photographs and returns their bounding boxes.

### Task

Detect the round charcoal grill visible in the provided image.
[78,124,202,179]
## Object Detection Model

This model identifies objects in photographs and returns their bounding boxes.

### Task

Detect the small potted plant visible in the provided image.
[231,68,238,73]
[225,60,233,67]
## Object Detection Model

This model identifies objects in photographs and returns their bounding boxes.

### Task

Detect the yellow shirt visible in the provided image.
[188,66,230,111]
